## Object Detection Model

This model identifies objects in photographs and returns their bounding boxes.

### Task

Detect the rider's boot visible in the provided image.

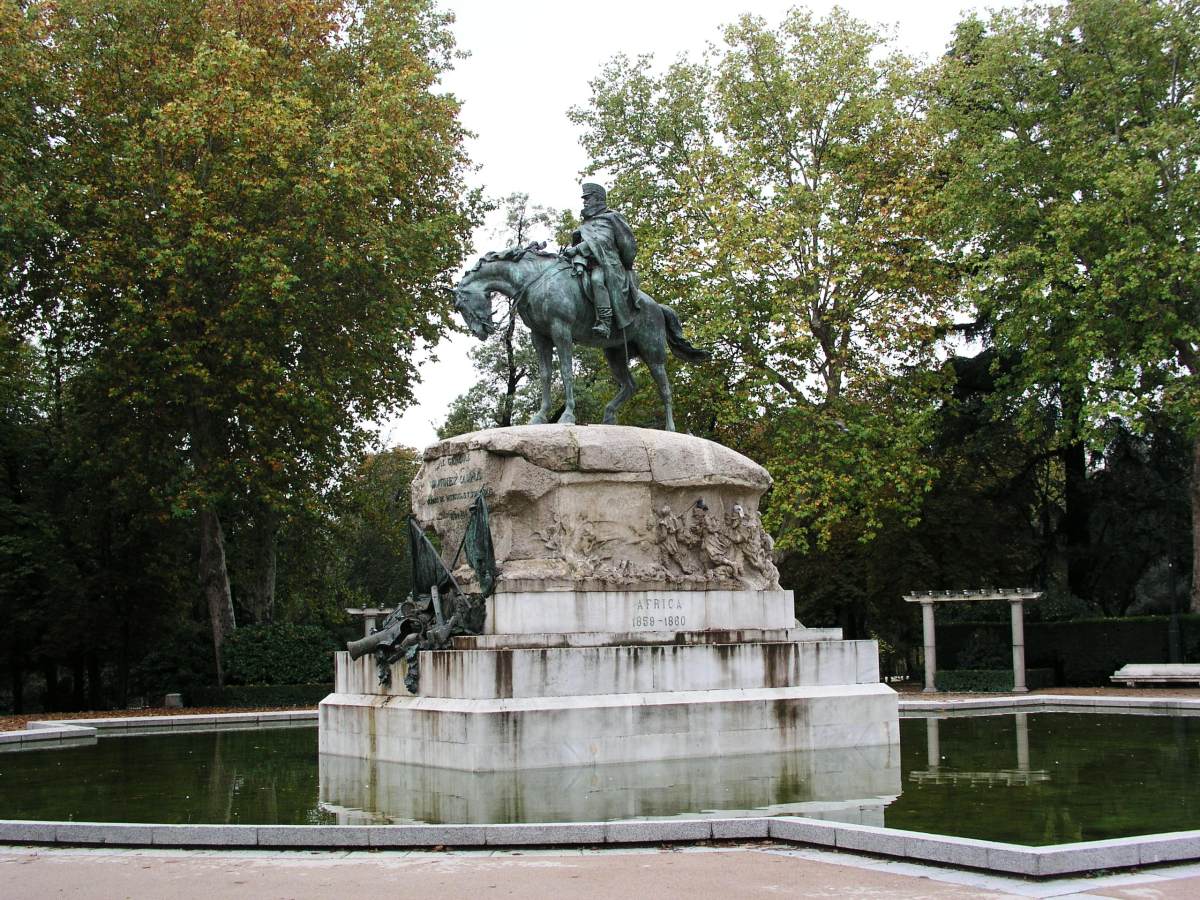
[592,307,612,339]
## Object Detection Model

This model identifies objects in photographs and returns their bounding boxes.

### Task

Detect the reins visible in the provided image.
[510,258,571,311]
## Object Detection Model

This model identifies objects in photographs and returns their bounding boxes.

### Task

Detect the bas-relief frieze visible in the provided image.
[412,426,782,592]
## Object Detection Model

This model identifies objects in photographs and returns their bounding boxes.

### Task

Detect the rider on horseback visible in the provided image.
[560,183,640,339]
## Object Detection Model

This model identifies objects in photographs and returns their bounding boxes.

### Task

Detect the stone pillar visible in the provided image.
[925,717,941,768]
[1014,712,1030,771]
[921,600,938,693]
[1010,599,1028,693]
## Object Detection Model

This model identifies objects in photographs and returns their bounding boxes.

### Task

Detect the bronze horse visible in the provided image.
[453,244,709,431]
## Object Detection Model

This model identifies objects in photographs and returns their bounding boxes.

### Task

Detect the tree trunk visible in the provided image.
[10,659,24,714]
[1062,440,1092,602]
[87,651,103,710]
[1190,433,1200,613]
[71,657,86,710]
[42,661,59,712]
[241,513,278,625]
[199,508,236,686]
[499,300,520,428]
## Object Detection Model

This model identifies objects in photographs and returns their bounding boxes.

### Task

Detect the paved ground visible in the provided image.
[6,844,1200,899]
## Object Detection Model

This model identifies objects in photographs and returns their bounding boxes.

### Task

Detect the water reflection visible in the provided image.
[889,711,1200,844]
[0,726,331,825]
[910,713,1049,786]
[319,744,903,825]
[5,712,1199,845]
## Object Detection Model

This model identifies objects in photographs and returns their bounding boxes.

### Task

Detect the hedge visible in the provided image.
[934,668,1055,693]
[936,614,1200,686]
[185,683,332,708]
[221,623,337,686]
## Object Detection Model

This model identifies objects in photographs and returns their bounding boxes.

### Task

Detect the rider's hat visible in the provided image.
[581,182,607,202]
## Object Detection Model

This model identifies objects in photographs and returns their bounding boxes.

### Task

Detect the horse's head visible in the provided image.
[453,271,495,340]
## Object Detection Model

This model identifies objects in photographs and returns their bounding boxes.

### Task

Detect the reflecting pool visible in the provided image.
[2,712,1199,845]
[888,712,1200,845]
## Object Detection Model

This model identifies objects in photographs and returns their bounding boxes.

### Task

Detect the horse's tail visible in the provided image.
[662,305,712,363]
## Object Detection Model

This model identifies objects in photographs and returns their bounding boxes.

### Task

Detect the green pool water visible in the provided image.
[1,712,1198,845]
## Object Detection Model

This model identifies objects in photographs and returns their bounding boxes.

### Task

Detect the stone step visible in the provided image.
[319,683,899,771]
[454,627,843,650]
[334,639,879,700]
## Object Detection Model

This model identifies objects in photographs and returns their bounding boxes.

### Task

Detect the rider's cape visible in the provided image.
[572,210,642,331]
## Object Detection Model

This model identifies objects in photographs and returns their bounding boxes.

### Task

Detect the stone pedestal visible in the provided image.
[319,427,899,779]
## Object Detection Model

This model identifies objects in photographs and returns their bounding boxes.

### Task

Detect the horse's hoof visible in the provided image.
[560,413,576,425]
[529,414,547,425]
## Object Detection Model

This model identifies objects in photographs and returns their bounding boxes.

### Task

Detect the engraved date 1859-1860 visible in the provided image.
[632,597,686,630]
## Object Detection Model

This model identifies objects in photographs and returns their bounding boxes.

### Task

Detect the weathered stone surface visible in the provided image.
[412,425,780,592]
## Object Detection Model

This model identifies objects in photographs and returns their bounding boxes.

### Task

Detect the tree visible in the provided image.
[571,8,958,553]
[10,0,480,682]
[935,0,1200,607]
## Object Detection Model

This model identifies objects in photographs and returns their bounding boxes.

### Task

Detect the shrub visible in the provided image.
[938,615,1200,686]
[221,623,337,686]
[935,668,1055,692]
[955,627,1010,669]
[185,683,332,708]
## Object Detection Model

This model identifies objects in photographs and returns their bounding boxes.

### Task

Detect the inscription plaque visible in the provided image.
[631,597,687,630]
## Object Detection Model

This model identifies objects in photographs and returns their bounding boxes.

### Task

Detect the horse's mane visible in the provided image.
[467,241,557,274]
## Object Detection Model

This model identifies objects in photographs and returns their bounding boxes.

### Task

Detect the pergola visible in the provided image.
[902,589,1043,693]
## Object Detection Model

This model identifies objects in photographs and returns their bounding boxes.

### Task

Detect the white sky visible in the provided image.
[377,0,1022,449]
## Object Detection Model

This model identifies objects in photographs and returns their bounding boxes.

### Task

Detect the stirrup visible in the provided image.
[592,322,610,338]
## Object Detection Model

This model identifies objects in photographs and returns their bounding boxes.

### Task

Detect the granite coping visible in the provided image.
[899,693,1200,716]
[0,711,318,752]
[3,816,1200,877]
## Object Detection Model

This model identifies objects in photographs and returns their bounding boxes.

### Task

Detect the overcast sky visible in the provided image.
[378,0,1024,449]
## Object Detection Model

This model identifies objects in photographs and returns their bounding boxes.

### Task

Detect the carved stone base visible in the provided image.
[411,426,782,593]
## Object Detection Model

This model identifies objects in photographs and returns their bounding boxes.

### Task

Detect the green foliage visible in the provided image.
[570,7,959,552]
[220,624,336,686]
[129,622,219,697]
[956,628,1011,670]
[185,683,331,708]
[935,668,1055,692]
[333,447,419,610]
[934,0,1200,607]
[0,0,481,685]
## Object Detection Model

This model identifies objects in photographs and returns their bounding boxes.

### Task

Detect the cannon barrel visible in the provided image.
[346,622,403,661]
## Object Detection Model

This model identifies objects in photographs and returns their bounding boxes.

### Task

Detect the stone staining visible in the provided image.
[323,421,900,773]
[410,425,782,593]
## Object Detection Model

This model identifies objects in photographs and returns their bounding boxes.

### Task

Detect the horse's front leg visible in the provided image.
[551,321,576,425]
[528,331,555,425]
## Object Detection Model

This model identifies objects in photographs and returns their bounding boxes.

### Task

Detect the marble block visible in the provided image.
[485,588,796,634]
[319,683,899,771]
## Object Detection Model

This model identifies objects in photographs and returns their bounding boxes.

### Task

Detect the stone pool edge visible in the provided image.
[4,695,1200,878]
[0,710,318,751]
[3,816,1200,878]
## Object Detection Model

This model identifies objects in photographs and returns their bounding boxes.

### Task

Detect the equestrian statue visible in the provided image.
[453,183,710,431]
